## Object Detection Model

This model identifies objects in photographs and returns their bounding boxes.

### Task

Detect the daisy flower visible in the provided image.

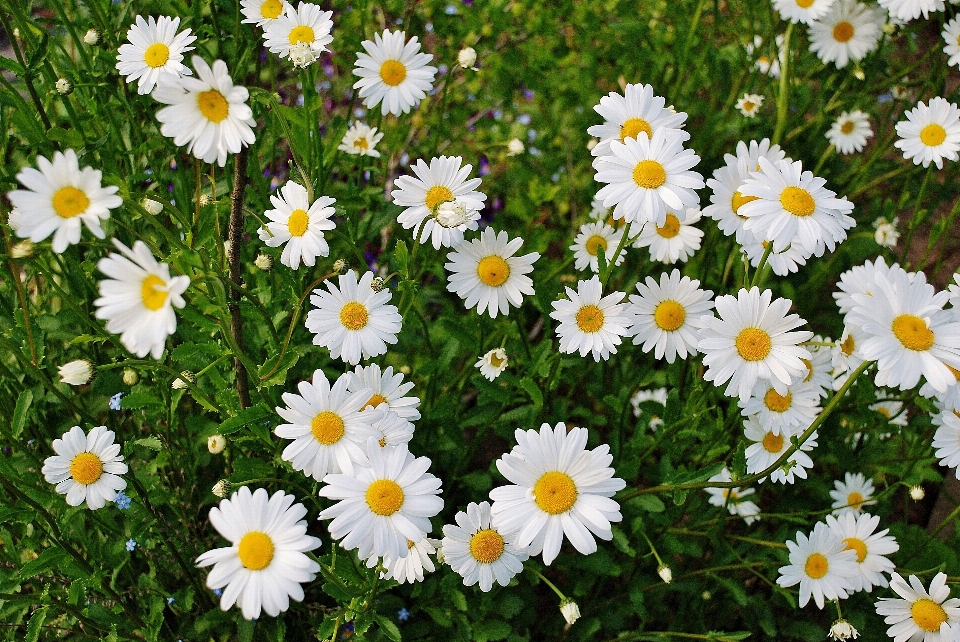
[877,0,945,21]
[352,29,437,116]
[257,182,336,269]
[870,393,909,427]
[826,512,898,592]
[549,276,633,361]
[240,0,289,26]
[338,121,384,157]
[944,18,960,69]
[630,387,668,418]
[875,216,900,248]
[152,56,256,167]
[442,501,528,592]
[739,376,822,436]
[933,410,960,478]
[831,324,869,391]
[746,34,785,78]
[800,335,836,397]
[776,522,860,609]
[808,0,884,68]
[743,416,818,484]
[625,269,714,364]
[445,227,540,318]
[827,110,874,154]
[196,487,321,620]
[7,149,123,253]
[370,409,415,449]
[632,208,703,263]
[392,156,486,249]
[319,441,444,562]
[705,468,761,525]
[829,472,877,514]
[94,240,190,359]
[593,129,704,228]
[476,348,509,381]
[41,425,127,510]
[116,15,196,95]
[698,287,813,402]
[773,0,837,24]
[894,97,960,170]
[369,537,437,584]
[347,364,421,422]
[834,256,908,316]
[736,93,764,118]
[587,82,689,158]
[489,423,626,565]
[263,3,333,68]
[571,221,625,273]
[876,572,960,642]
[743,238,810,276]
[305,270,403,365]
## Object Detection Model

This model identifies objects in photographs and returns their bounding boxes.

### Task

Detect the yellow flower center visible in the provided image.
[141,274,168,311]
[656,213,681,238]
[804,552,828,579]
[763,388,792,413]
[575,304,605,333]
[780,186,816,217]
[425,185,454,211]
[533,471,578,515]
[469,529,505,563]
[801,358,814,382]
[633,160,667,189]
[762,431,784,454]
[842,537,867,563]
[585,235,607,256]
[654,300,686,331]
[731,191,758,217]
[144,43,170,68]
[742,100,756,112]
[877,407,891,418]
[832,21,854,43]
[237,531,274,570]
[920,124,947,147]
[311,411,345,445]
[379,60,407,86]
[892,314,934,351]
[841,333,856,356]
[288,25,315,45]
[260,0,283,19]
[52,186,91,219]
[340,302,369,331]
[365,393,389,409]
[355,136,370,151]
[70,452,103,485]
[796,0,815,7]
[847,491,865,510]
[477,256,510,287]
[619,117,653,141]
[365,479,404,516]
[287,208,309,236]
[489,351,506,367]
[840,121,855,135]
[197,90,229,123]
[912,599,948,632]
[735,327,772,361]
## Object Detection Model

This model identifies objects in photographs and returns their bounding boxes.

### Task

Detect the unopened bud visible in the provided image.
[198,194,211,206]
[58,359,93,386]
[11,239,33,259]
[371,276,387,292]
[507,138,525,156]
[435,199,469,228]
[254,254,273,270]
[559,599,580,626]
[909,485,925,501]
[457,46,477,69]
[657,564,672,584]
[212,479,232,498]
[172,371,195,389]
[122,368,139,386]
[55,78,72,95]
[333,258,347,274]
[83,29,99,45]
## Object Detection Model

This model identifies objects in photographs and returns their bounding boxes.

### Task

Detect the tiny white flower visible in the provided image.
[476,348,508,381]
[457,46,478,69]
[56,78,72,95]
[507,138,525,156]
[207,434,226,454]
[254,254,272,270]
[560,599,581,625]
[657,564,673,583]
[83,29,99,45]
[736,93,764,118]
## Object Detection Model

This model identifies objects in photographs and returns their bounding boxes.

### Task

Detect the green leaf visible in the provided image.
[474,619,511,642]
[450,589,468,612]
[18,547,69,581]
[375,615,403,642]
[218,404,272,435]
[132,437,163,451]
[0,54,25,75]
[258,351,299,387]
[12,389,33,439]
[518,377,543,407]
[24,606,48,642]
[673,487,689,506]
[424,606,452,627]
[119,391,163,410]
[631,495,666,513]
[321,581,354,602]
[713,631,751,641]
[394,240,409,277]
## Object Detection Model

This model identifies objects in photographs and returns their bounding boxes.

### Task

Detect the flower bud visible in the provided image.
[559,599,580,626]
[10,240,33,259]
[507,138,525,156]
[212,479,232,498]
[55,78,72,95]
[657,564,672,584]
[58,359,93,386]
[207,434,226,454]
[122,368,139,386]
[458,46,477,69]
[435,199,469,228]
[909,485,925,501]
[83,29,99,45]
[289,42,318,69]
[254,254,273,271]
[172,371,195,389]
[333,258,347,274]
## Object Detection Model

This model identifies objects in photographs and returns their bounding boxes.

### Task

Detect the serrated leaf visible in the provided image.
[518,377,543,407]
[19,548,68,581]
[375,615,402,642]
[424,606,452,627]
[25,606,48,642]
[119,391,163,410]
[475,619,511,642]
[12,389,33,439]
[394,240,409,276]
[218,404,272,435]
[450,589,468,612]
[321,581,354,602]
[632,494,666,513]
[132,437,162,451]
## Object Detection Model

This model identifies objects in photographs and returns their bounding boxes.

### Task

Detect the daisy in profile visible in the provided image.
[876,572,960,641]
[826,512,898,592]
[442,501,528,592]
[877,0,945,21]
[743,238,809,276]
[830,324,868,391]
[593,129,704,228]
[705,468,761,525]
[801,335,836,397]
[698,287,813,402]
[894,97,960,170]
[257,182,336,269]
[743,416,817,484]
[352,29,437,116]
[392,156,486,249]
[240,0,288,27]
[633,208,703,263]
[263,3,333,68]
[870,393,909,427]
[338,121,384,157]
[571,221,624,272]
[116,15,196,95]
[476,348,509,381]
[944,18,960,69]
[305,270,403,365]
[875,216,900,248]
[587,82,689,158]
[369,537,438,584]
[827,110,873,154]
[630,387,668,418]
[42,425,127,510]
[773,0,837,24]
[626,269,714,364]
[152,56,256,167]
[550,276,632,361]
[347,364,421,422]
[933,410,960,478]
[7,149,122,253]
[319,441,444,562]
[736,93,764,118]
[776,522,860,609]
[833,256,907,315]
[445,227,540,318]
[808,0,884,68]
[829,472,876,514]
[94,240,190,359]
[370,409,415,449]
[489,423,625,565]
[196,487,321,620]
[739,377,822,435]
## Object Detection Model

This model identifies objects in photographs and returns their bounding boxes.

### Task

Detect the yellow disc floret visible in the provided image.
[477,256,510,287]
[804,552,828,579]
[365,393,389,409]
[832,21,854,43]
[197,90,229,123]
[288,25,315,45]
[533,471,578,515]
[287,209,309,236]
[52,187,90,218]
[920,124,947,147]
[911,599,948,632]
[469,529,505,563]
[260,0,283,19]
[654,300,686,331]
[575,304,605,333]
[762,431,784,454]
[780,186,816,217]
[70,452,104,485]
[238,531,275,570]
[144,43,170,68]
[892,314,935,351]
[311,411,345,445]
[141,274,168,311]
[656,214,681,238]
[632,160,667,189]
[763,388,792,413]
[365,479,405,516]
[340,302,369,331]
[585,235,608,256]
[735,327,772,361]
[379,60,407,86]
[620,117,653,141]
[425,185,454,211]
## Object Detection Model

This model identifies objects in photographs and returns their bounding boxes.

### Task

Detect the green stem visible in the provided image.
[900,164,934,269]
[771,23,793,146]
[600,222,631,288]
[749,243,773,288]
[529,568,568,602]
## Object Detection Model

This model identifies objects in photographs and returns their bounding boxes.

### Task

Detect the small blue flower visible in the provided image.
[125,539,137,551]
[213,588,223,597]
[167,596,175,605]
[109,393,123,410]
[114,490,131,510]
[444,4,458,14]
[517,114,532,126]
[397,608,410,622]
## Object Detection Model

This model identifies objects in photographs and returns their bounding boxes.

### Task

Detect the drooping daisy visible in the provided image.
[319,441,444,562]
[7,149,123,253]
[870,393,909,427]
[352,29,437,116]
[632,208,704,263]
[776,521,860,609]
[196,487,321,620]
[240,0,289,27]
[369,536,438,584]
[257,182,336,269]
[705,468,761,525]
[442,501,528,592]
[698,287,813,402]
[392,156,486,249]
[739,376,822,435]
[305,270,403,365]
[625,269,714,364]
[370,409,415,449]
[587,83,689,158]
[877,0,945,21]
[476,348,509,381]
[743,238,810,276]
[593,129,704,228]
[263,3,333,68]
[826,512,898,592]
[347,364,421,422]
[894,97,960,170]
[94,239,190,359]
[829,472,877,514]
[42,425,127,510]
[630,387,668,418]
[736,93,764,118]
[743,416,818,484]
[874,216,900,248]
[831,323,869,391]
[773,0,838,24]
[876,572,960,642]
[827,110,874,154]
[549,276,633,361]
[489,423,626,566]
[801,335,836,397]
[571,221,625,273]
[116,15,196,95]
[808,0,884,68]
[933,410,960,478]
[152,56,256,167]
[943,18,960,69]
[338,121,384,157]
[445,227,540,318]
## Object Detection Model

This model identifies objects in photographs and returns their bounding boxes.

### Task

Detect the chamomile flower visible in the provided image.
[370,537,437,584]
[587,82,689,158]
[632,208,704,263]
[116,15,196,95]
[933,410,960,478]
[240,0,289,26]
[828,110,874,154]
[830,472,877,514]
[571,221,624,273]
[445,227,540,318]
[352,29,437,116]
[489,423,626,566]
[347,364,421,422]
[42,426,127,510]
[876,572,960,642]
[739,377,822,435]
[625,269,714,364]
[827,512,898,592]
[773,0,838,24]
[808,0,884,68]
[705,468,761,525]
[877,0,945,21]
[894,97,960,170]
[549,276,633,361]
[743,416,817,484]
[152,56,256,167]
[338,121,384,157]
[476,348,509,381]
[262,4,333,67]
[94,240,190,359]
[196,487,321,620]
[305,270,403,365]
[257,182,336,269]
[776,522,860,609]
[442,501,528,592]
[736,93,764,118]
[7,149,122,253]
[943,18,960,69]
